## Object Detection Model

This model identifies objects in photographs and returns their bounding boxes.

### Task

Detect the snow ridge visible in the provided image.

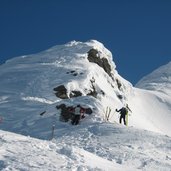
[136,61,171,95]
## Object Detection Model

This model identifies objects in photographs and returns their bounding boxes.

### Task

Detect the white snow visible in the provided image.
[128,88,171,136]
[0,123,171,171]
[0,40,171,170]
[136,61,171,96]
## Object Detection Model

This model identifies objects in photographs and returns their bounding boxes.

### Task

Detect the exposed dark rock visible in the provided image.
[53,85,68,99]
[88,49,98,59]
[66,70,76,74]
[117,94,123,100]
[101,58,112,77]
[73,73,78,76]
[56,104,73,122]
[87,49,112,77]
[111,83,114,89]
[85,108,93,114]
[54,86,82,99]
[116,79,122,90]
[66,70,80,76]
[86,77,105,98]
[100,90,105,96]
[87,91,97,98]
[86,78,97,98]
[70,91,82,98]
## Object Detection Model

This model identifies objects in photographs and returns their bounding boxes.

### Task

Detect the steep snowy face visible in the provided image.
[136,61,171,95]
[133,61,171,136]
[0,40,132,138]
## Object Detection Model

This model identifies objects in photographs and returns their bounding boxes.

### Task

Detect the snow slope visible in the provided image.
[0,40,171,170]
[128,88,171,136]
[1,123,171,171]
[133,62,171,136]
[136,61,171,96]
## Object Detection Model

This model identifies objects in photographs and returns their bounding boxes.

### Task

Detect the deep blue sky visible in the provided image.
[0,0,171,85]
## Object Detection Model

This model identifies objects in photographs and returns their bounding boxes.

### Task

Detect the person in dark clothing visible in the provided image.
[72,114,80,125]
[116,107,128,125]
[71,105,85,125]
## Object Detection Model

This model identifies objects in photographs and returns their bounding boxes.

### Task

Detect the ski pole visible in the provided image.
[109,111,116,120]
[50,124,55,140]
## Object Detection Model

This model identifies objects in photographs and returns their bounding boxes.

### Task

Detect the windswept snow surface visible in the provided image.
[136,61,171,96]
[128,88,171,136]
[134,61,171,136]
[1,123,171,171]
[0,40,171,170]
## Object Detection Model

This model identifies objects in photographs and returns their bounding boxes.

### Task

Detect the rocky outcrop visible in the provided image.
[70,91,82,98]
[85,108,93,114]
[86,77,97,98]
[87,49,112,77]
[53,85,83,99]
[53,85,68,99]
[56,104,73,122]
[53,78,102,99]
[116,79,122,90]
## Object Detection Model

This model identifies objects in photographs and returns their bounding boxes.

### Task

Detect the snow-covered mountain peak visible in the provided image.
[0,40,131,138]
[136,61,171,95]
[4,40,115,72]
[0,40,171,170]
